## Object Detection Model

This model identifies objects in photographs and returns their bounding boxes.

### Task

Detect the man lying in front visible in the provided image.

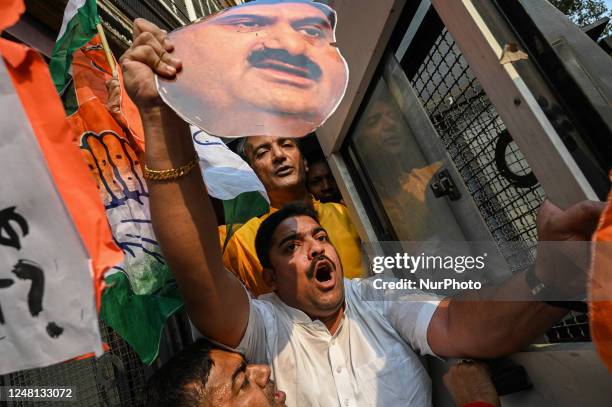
[145,339,287,406]
[120,17,604,407]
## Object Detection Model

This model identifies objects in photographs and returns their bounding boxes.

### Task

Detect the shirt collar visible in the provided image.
[268,195,321,213]
[260,289,348,329]
[262,292,313,324]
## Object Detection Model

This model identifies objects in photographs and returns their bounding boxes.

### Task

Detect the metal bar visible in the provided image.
[327,154,378,246]
[395,0,432,60]
[430,0,598,208]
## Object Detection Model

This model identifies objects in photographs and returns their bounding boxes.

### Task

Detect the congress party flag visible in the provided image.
[65,38,182,365]
[50,0,99,115]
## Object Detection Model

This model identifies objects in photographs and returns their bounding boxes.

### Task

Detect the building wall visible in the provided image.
[5,0,242,56]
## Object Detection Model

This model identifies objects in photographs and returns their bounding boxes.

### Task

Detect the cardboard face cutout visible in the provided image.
[157,0,348,138]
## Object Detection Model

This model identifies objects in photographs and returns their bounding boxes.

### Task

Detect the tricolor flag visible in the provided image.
[49,0,182,363]
[191,126,270,233]
[57,36,184,365]
[50,0,99,115]
[48,0,269,365]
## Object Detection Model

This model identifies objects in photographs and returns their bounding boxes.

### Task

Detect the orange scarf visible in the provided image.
[590,170,612,373]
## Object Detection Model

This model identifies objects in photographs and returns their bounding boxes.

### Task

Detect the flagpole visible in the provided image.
[96,22,118,78]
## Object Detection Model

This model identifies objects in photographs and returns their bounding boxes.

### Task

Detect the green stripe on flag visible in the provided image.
[50,0,99,115]
[223,191,270,225]
[60,81,78,117]
[100,272,184,365]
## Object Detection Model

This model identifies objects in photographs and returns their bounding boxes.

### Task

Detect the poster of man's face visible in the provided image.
[157,0,349,138]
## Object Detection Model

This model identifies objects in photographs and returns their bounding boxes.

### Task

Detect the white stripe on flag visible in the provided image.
[57,0,88,40]
[191,126,269,203]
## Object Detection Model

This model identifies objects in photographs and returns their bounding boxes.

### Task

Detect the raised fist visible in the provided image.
[120,18,182,109]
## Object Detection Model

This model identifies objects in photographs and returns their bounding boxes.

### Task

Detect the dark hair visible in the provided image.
[255,202,319,268]
[143,339,216,407]
[307,158,329,169]
[235,137,303,163]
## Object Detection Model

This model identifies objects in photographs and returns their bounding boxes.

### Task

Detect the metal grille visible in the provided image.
[109,0,187,30]
[161,0,192,22]
[411,29,544,268]
[0,321,147,406]
[409,28,587,342]
[546,311,591,343]
[192,0,237,16]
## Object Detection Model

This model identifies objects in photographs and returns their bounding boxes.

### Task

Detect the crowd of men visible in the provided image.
[117,1,608,406]
[219,136,362,297]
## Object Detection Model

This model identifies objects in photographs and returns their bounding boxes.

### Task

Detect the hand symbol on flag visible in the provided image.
[80,130,147,209]
[80,130,167,294]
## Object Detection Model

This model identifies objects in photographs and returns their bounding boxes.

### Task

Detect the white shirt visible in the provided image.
[236,278,440,407]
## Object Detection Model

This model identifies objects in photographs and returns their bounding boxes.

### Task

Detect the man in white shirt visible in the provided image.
[120,15,604,407]
[233,203,438,406]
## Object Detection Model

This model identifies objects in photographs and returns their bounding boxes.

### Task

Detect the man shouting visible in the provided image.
[121,13,604,407]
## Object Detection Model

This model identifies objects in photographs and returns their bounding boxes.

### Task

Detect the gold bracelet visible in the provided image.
[143,153,199,181]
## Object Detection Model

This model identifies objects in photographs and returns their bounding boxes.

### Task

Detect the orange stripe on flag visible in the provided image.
[72,343,111,362]
[0,37,123,310]
[0,0,25,32]
[71,35,145,151]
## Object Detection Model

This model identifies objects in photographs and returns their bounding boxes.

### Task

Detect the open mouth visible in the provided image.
[315,261,333,282]
[274,390,286,405]
[312,259,336,290]
[267,380,286,406]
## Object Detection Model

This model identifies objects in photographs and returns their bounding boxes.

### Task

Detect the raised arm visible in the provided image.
[121,18,249,347]
[427,200,604,358]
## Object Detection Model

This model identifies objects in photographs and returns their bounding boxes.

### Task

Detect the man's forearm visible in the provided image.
[142,106,220,286]
[431,272,567,358]
[430,199,604,358]
[141,106,195,168]
[141,106,249,347]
